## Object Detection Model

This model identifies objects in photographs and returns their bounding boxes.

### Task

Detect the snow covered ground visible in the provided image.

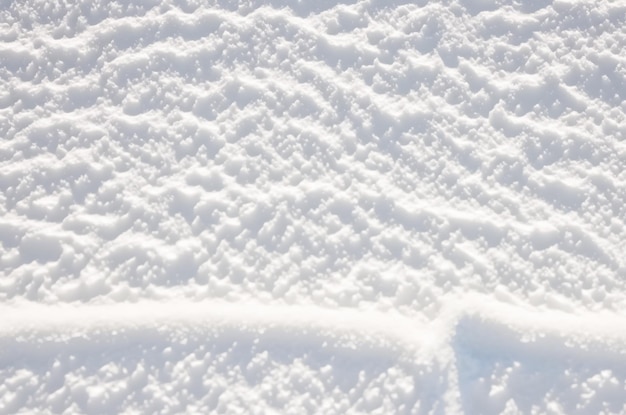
[1,0,626,413]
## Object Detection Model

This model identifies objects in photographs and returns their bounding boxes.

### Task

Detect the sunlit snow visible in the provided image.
[1,0,626,413]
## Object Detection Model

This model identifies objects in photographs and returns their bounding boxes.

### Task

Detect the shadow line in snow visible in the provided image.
[453,313,626,414]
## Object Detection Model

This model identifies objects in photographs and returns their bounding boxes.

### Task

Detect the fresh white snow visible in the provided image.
[1,0,626,413]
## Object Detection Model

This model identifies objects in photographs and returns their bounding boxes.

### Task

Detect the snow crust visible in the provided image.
[1,0,626,413]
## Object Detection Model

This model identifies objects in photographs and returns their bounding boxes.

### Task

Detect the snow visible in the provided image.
[1,0,626,413]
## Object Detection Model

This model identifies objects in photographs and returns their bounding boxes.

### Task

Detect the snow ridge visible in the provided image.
[3,296,626,414]
[3,295,626,363]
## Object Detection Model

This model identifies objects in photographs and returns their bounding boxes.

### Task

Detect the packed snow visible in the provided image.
[1,0,626,413]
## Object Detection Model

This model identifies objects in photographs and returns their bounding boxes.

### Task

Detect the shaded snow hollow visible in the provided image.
[1,0,626,413]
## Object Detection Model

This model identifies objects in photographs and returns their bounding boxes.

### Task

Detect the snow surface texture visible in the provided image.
[1,0,626,413]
